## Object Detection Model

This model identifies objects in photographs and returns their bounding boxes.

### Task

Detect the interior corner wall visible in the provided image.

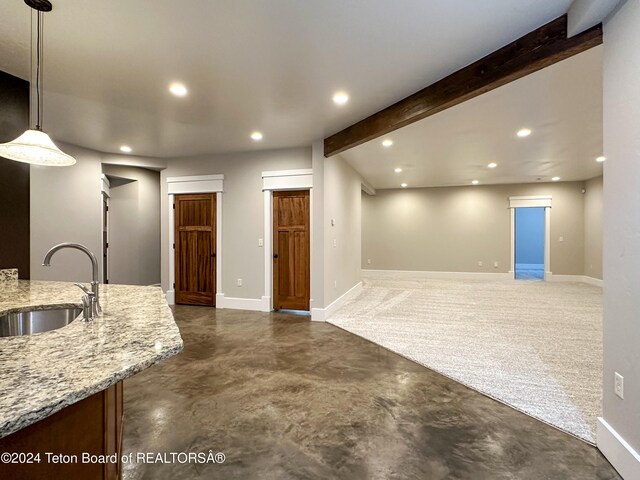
[0,70,30,278]
[160,147,311,300]
[583,176,603,280]
[601,0,640,464]
[323,154,362,306]
[30,142,166,284]
[311,141,325,309]
[30,142,103,282]
[361,181,586,275]
[102,164,161,285]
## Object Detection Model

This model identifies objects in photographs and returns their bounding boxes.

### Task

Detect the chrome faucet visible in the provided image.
[42,243,102,315]
[74,283,97,321]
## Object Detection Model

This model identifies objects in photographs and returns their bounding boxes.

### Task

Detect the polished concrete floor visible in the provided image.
[122,306,620,480]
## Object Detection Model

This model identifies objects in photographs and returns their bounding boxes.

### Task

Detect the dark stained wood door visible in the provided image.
[175,194,216,306]
[273,190,310,311]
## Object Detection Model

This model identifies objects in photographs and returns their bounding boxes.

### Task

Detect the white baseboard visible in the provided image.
[216,294,270,312]
[550,274,603,287]
[261,296,271,311]
[362,269,603,287]
[215,293,225,307]
[311,282,363,322]
[362,269,512,281]
[597,417,640,479]
[549,274,583,282]
[582,276,604,287]
[166,289,175,305]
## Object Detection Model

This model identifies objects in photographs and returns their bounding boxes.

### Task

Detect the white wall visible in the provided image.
[30,142,165,284]
[30,142,103,282]
[161,147,311,300]
[584,176,603,280]
[362,181,586,276]
[601,0,640,475]
[103,164,161,285]
[323,154,363,306]
[311,141,325,309]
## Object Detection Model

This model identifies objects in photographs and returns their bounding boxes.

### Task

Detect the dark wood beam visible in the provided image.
[324,15,602,157]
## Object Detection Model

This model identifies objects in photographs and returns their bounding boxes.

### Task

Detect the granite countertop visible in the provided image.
[0,280,183,438]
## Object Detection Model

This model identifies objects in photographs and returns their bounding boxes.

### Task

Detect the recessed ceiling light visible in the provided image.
[552,176,561,181]
[332,91,349,105]
[517,128,532,138]
[119,145,132,153]
[382,139,393,148]
[472,180,479,185]
[169,82,188,97]
[401,183,408,188]
[250,131,263,141]
[394,167,403,173]
[596,156,606,163]
[487,162,497,169]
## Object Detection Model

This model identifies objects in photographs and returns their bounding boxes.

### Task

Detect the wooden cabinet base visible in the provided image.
[0,381,124,480]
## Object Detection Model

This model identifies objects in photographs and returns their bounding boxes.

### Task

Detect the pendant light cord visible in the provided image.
[35,10,42,130]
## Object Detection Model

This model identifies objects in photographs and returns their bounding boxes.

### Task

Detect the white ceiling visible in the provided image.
[341,47,603,189]
[0,0,574,158]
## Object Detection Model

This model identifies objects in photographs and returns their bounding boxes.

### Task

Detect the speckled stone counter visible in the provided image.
[0,280,183,438]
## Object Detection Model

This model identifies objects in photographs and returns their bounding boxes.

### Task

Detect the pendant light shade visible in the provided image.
[0,129,75,166]
[0,0,76,167]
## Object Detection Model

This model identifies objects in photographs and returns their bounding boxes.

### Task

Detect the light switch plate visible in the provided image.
[615,372,624,399]
[258,238,264,247]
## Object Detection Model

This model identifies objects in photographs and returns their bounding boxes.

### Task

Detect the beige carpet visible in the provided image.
[327,272,602,443]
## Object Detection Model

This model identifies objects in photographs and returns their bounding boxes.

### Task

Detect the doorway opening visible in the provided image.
[514,207,545,280]
[272,190,310,311]
[102,194,109,284]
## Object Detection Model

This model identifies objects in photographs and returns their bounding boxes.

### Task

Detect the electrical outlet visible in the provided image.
[367,259,371,265]
[333,239,337,247]
[494,261,498,268]
[237,278,243,287]
[478,261,483,267]
[614,372,624,399]
[258,238,264,247]
[559,236,564,242]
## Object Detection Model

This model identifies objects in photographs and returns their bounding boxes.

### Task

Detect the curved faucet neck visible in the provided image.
[42,242,99,284]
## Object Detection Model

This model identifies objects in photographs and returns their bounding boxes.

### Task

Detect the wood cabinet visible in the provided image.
[0,381,124,480]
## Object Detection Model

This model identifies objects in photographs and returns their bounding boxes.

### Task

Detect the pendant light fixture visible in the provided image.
[0,0,75,166]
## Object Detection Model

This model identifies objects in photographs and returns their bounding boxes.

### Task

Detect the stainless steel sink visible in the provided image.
[0,307,82,337]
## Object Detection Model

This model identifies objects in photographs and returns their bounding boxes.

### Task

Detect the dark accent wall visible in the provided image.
[0,70,30,278]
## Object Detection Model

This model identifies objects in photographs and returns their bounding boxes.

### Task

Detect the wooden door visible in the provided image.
[175,194,216,306]
[273,190,310,311]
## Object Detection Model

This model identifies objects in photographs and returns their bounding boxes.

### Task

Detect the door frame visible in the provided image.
[262,169,313,312]
[166,175,223,305]
[100,174,110,284]
[508,195,552,281]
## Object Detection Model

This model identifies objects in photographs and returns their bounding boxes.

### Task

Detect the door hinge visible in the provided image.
[173,203,175,209]
[173,243,175,249]
[105,206,108,212]
[173,282,175,289]
[105,242,109,249]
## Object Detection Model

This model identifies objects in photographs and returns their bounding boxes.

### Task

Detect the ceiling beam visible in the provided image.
[324,15,602,157]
